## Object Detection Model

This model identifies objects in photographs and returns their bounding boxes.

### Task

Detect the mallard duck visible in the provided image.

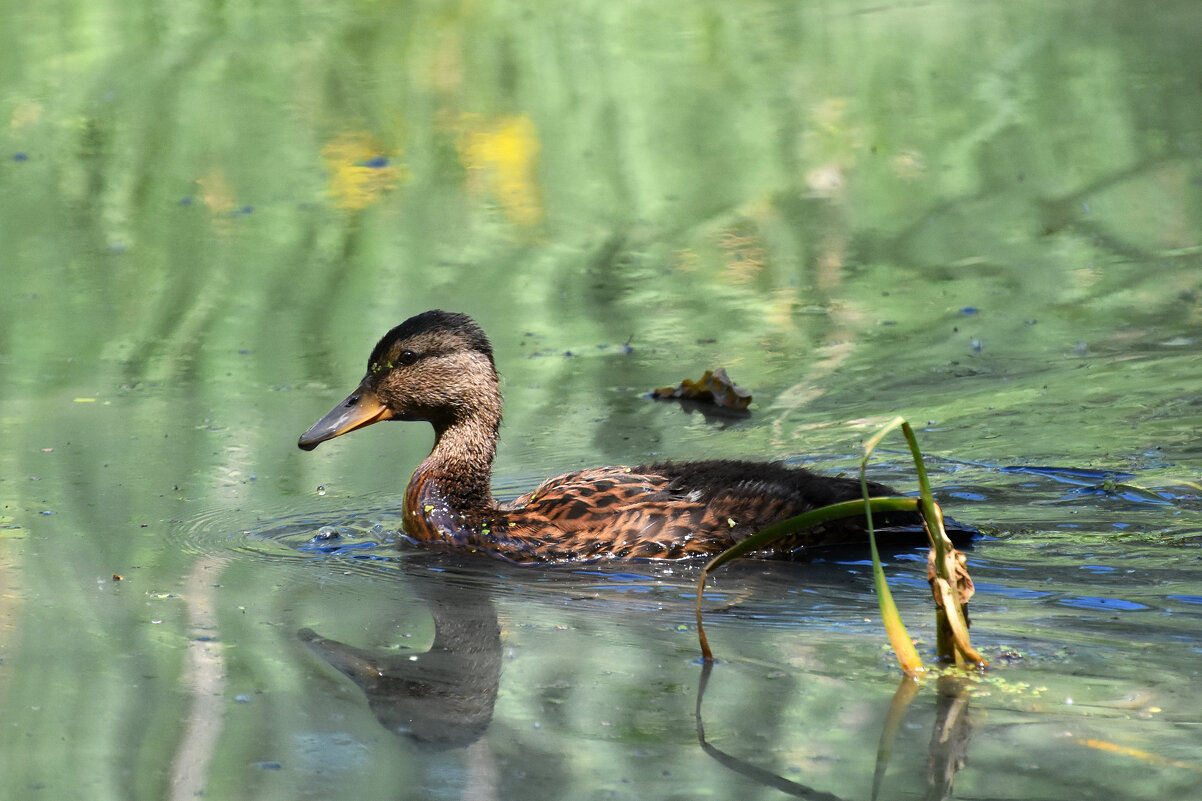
[298,310,955,563]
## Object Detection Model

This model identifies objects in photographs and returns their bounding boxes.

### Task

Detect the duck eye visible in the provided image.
[396,349,419,366]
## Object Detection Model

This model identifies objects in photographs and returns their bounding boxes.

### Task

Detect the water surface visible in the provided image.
[3,1,1202,799]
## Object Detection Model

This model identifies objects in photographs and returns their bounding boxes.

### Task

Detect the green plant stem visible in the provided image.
[694,495,922,663]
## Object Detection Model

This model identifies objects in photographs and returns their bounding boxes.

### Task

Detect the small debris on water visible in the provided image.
[651,367,752,410]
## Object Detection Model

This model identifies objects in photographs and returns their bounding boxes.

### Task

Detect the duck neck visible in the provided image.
[403,399,502,541]
[424,414,500,507]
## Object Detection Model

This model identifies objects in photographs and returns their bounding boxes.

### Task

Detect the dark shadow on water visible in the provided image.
[648,396,754,426]
[923,676,977,801]
[695,662,979,801]
[694,659,848,801]
[299,558,502,750]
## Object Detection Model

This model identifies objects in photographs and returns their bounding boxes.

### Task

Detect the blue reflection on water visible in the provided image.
[973,582,1054,600]
[947,490,989,501]
[998,465,1135,482]
[1056,596,1148,611]
[571,570,654,582]
[298,540,382,555]
[1166,595,1202,605]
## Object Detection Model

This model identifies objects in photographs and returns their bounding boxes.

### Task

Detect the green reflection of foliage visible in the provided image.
[2,1,1202,798]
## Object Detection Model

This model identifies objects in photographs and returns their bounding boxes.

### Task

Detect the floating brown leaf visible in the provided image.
[651,367,752,410]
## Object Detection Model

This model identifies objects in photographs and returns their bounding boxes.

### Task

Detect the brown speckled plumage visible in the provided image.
[299,310,948,564]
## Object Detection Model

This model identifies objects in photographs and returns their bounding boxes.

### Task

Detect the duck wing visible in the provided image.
[503,466,715,560]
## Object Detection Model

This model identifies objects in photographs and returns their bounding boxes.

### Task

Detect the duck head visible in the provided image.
[298,310,499,451]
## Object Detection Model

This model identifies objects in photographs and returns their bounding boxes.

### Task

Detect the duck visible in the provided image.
[298,310,957,564]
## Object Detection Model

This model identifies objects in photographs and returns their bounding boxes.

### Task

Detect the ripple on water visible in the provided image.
[163,457,1201,632]
[169,501,407,569]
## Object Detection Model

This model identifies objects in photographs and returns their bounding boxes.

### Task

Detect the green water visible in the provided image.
[3,0,1202,798]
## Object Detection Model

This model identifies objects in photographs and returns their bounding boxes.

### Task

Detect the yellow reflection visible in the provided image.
[456,114,543,227]
[196,169,236,214]
[322,132,406,210]
[764,287,798,330]
[10,101,42,130]
[1078,738,1199,772]
[717,227,764,283]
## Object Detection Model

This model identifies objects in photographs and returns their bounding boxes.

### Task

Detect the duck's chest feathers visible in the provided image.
[402,472,506,548]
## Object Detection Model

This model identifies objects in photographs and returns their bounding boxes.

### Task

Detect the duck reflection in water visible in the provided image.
[299,566,501,749]
[299,558,977,797]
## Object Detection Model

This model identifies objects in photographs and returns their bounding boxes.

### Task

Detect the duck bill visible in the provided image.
[298,383,394,451]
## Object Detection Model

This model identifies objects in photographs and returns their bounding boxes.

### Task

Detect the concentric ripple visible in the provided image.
[168,499,408,569]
